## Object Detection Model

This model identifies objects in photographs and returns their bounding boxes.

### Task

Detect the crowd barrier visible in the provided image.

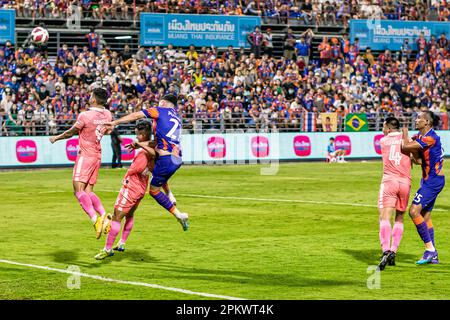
[2,131,450,168]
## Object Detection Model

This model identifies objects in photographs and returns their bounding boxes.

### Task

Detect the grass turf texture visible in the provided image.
[0,162,449,300]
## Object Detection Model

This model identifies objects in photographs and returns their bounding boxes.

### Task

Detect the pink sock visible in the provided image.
[379,219,392,253]
[390,222,404,253]
[75,191,97,223]
[89,192,106,217]
[105,220,121,251]
[121,217,134,243]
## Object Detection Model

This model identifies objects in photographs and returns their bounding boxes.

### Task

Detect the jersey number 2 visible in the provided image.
[166,118,180,140]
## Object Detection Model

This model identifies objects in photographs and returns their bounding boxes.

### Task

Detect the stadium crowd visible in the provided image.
[0,24,449,136]
[1,1,449,26]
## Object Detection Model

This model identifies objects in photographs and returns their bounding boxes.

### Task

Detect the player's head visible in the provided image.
[135,121,151,142]
[383,116,400,135]
[329,137,335,143]
[90,87,108,107]
[159,94,178,108]
[416,111,439,130]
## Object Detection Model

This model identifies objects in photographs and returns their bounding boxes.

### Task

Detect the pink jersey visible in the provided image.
[74,107,112,159]
[122,151,151,200]
[380,132,411,184]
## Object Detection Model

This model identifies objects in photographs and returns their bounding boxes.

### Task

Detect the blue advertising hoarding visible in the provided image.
[0,9,15,44]
[140,13,261,48]
[350,19,450,51]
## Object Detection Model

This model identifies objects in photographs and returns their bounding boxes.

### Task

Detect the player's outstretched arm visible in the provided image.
[106,111,145,129]
[49,124,79,144]
[125,140,156,158]
[136,142,156,158]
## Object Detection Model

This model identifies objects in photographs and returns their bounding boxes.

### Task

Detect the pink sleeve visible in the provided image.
[74,113,85,130]
[127,152,148,176]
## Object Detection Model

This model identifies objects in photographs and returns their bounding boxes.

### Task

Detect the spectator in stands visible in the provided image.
[323,1,337,26]
[262,28,274,56]
[247,26,264,59]
[295,36,311,65]
[401,39,412,61]
[86,27,100,54]
[283,28,296,61]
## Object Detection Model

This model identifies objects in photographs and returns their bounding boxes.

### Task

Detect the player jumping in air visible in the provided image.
[104,94,189,231]
[402,111,445,265]
[50,88,113,238]
[377,117,414,270]
[95,121,165,260]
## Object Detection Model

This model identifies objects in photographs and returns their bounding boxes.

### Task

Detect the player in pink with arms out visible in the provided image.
[49,88,113,239]
[95,121,156,260]
[377,117,416,270]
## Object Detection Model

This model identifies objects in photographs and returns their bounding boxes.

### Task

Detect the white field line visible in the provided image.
[13,190,446,212]
[0,259,245,300]
[175,194,447,212]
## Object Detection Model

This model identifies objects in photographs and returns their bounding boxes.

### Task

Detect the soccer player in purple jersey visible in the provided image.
[105,94,189,231]
[402,111,445,265]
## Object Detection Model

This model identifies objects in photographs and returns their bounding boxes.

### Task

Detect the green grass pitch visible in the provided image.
[0,162,449,300]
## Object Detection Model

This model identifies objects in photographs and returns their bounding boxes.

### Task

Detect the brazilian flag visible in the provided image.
[345,113,368,132]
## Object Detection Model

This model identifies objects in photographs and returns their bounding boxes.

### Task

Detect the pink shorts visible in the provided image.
[73,156,101,185]
[114,187,143,214]
[378,180,411,212]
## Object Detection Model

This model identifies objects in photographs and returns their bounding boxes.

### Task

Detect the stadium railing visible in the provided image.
[1,111,448,137]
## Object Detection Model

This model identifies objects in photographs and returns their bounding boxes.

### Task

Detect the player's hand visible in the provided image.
[402,127,409,135]
[103,122,116,130]
[125,141,140,151]
[49,136,57,144]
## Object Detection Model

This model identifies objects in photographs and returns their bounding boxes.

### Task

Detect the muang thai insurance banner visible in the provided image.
[140,13,261,48]
[2,132,450,168]
[0,9,15,44]
[349,19,450,51]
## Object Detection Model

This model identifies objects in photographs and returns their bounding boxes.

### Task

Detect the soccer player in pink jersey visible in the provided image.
[49,88,113,239]
[95,121,155,260]
[377,117,415,270]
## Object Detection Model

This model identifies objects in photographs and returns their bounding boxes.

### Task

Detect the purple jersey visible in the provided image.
[142,107,182,157]
[416,129,444,181]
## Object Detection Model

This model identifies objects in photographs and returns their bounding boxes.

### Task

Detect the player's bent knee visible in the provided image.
[149,188,160,197]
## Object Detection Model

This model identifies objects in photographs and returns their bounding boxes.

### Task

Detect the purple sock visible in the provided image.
[428,227,435,247]
[150,190,175,213]
[415,222,432,244]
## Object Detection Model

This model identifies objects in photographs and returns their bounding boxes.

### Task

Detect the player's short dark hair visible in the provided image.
[162,94,178,106]
[423,110,440,127]
[384,116,400,130]
[136,121,151,136]
[329,137,335,141]
[92,87,108,106]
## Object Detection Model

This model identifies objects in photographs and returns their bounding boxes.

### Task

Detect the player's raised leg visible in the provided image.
[150,185,188,231]
[162,182,176,205]
[149,155,188,231]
